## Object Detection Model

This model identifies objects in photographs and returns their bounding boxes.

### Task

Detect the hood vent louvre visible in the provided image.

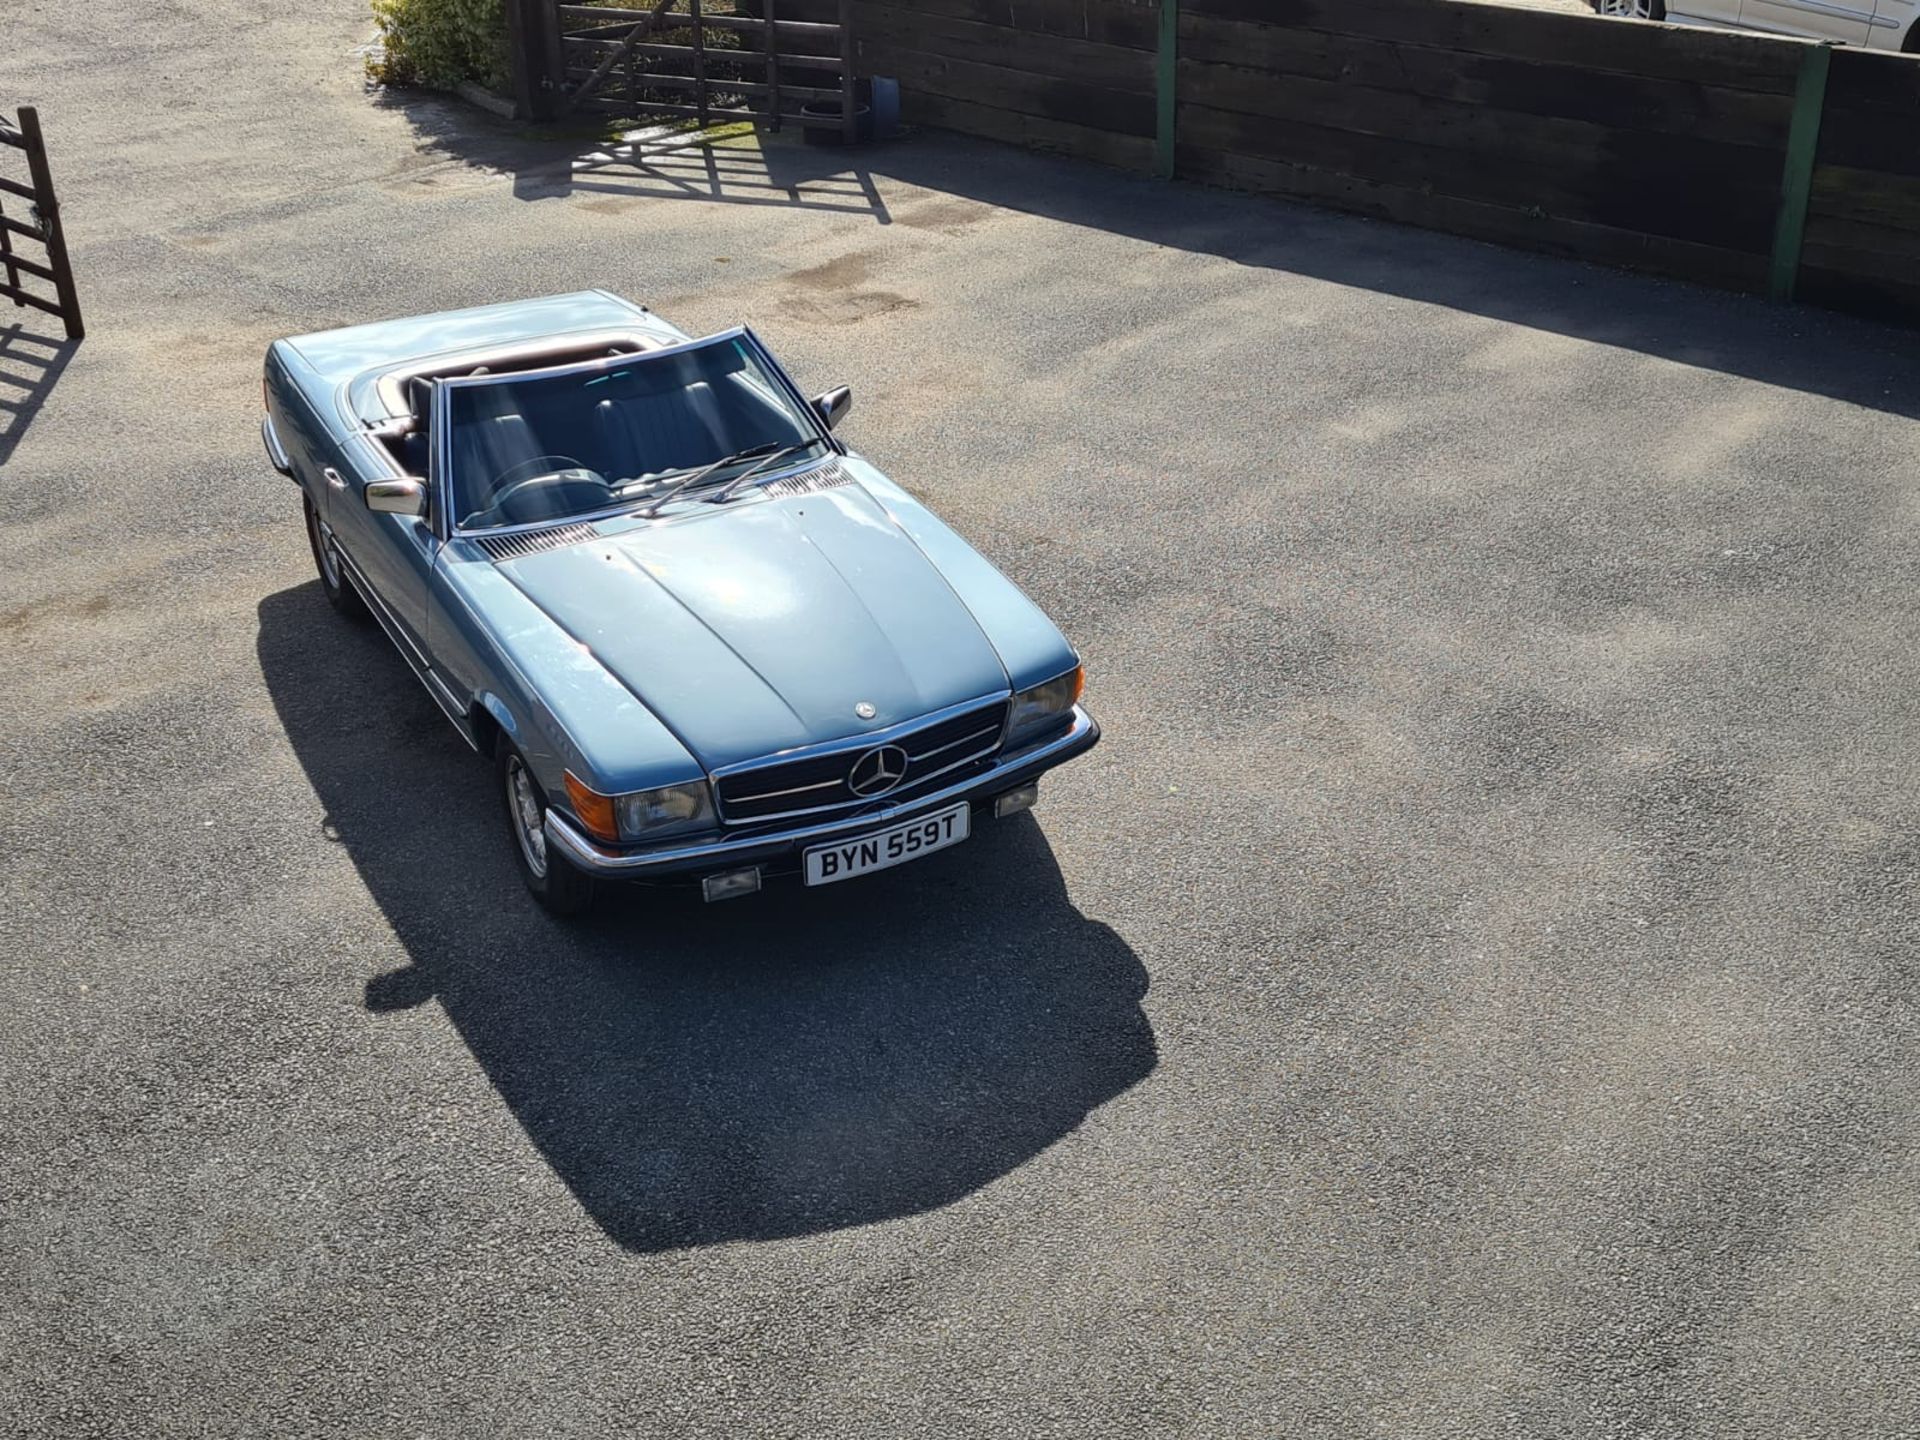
[762,459,852,499]
[474,522,599,563]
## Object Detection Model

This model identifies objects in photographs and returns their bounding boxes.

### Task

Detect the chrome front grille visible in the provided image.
[715,699,1010,825]
[473,522,599,562]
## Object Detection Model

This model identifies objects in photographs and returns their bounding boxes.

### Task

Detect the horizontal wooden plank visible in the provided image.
[1176,102,1777,252]
[1815,102,1920,181]
[851,0,1158,51]
[899,89,1155,170]
[562,37,846,70]
[0,175,34,201]
[1178,58,1786,186]
[1177,16,1791,149]
[1175,143,1770,292]
[568,97,815,124]
[0,128,24,151]
[855,4,1153,91]
[1172,93,1780,253]
[1801,212,1920,287]
[558,6,839,36]
[1818,46,1920,118]
[865,44,1155,135]
[1809,162,1920,232]
[1180,0,1804,95]
[567,70,845,102]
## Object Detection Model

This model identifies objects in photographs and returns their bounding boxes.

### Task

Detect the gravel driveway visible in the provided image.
[3,2,1918,1437]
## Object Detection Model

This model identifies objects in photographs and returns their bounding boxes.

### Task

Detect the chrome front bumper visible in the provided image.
[544,705,1100,879]
[262,415,295,478]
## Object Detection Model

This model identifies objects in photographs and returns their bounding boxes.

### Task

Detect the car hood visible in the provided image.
[491,484,1010,770]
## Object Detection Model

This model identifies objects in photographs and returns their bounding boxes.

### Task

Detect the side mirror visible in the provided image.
[366,477,427,517]
[811,385,853,431]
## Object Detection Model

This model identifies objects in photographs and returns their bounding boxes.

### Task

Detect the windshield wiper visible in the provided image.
[705,442,812,507]
[627,441,784,518]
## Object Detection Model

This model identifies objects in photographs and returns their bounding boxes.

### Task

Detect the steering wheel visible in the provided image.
[485,455,605,516]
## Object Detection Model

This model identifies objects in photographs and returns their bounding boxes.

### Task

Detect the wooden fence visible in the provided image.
[511,0,860,135]
[848,0,1920,324]
[0,106,82,341]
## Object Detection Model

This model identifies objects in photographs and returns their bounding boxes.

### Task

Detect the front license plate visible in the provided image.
[803,802,971,886]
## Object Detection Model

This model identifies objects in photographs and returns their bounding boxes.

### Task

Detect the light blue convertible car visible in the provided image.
[262,291,1099,913]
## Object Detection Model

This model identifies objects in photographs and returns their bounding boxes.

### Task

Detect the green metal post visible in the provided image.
[1156,0,1177,180]
[1769,41,1832,304]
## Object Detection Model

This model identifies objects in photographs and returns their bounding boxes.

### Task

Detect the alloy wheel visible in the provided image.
[506,756,549,879]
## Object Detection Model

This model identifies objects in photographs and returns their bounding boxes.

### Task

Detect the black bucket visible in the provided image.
[801,100,872,146]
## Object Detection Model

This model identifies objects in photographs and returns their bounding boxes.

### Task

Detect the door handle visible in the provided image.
[323,467,348,491]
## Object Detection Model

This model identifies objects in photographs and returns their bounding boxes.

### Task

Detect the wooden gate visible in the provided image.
[0,107,82,341]
[547,0,858,140]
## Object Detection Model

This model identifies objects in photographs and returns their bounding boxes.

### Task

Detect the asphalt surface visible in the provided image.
[5,3,1920,1437]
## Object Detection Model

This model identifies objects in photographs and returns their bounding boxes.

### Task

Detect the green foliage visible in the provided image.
[368,0,508,92]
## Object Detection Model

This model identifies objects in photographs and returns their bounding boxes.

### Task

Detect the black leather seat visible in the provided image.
[593,380,752,478]
[451,377,548,512]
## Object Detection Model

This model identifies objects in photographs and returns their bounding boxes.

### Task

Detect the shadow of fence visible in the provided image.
[564,128,890,220]
[0,322,77,466]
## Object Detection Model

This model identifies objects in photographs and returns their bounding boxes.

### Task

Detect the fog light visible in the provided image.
[702,867,762,903]
[993,783,1039,819]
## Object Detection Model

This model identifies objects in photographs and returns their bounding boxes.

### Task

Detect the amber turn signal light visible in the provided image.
[563,770,619,843]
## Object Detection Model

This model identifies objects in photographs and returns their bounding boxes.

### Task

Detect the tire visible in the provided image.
[1593,0,1664,16]
[304,494,370,622]
[497,736,596,916]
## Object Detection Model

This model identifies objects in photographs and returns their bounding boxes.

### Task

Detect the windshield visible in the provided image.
[445,334,826,530]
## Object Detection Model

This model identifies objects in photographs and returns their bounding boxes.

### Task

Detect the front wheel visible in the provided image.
[1593,0,1665,15]
[498,738,596,916]
[304,494,369,621]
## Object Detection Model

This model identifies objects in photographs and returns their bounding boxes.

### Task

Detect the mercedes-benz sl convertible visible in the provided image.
[262,291,1099,914]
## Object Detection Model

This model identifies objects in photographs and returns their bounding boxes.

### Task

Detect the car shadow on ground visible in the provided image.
[0,322,78,467]
[257,581,1155,1253]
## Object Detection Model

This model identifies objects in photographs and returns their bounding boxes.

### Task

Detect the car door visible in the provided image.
[1867,0,1919,46]
[325,422,436,668]
[1665,1,1746,28]
[1740,0,1876,42]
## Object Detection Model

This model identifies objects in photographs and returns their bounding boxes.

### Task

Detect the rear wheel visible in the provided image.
[498,738,596,916]
[1594,0,1664,15]
[304,494,369,621]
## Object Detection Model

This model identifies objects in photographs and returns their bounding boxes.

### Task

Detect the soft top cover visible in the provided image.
[281,290,687,426]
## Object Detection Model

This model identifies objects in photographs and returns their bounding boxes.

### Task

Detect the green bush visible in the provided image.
[368,0,507,92]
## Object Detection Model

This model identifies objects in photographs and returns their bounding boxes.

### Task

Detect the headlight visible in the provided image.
[1006,664,1084,746]
[615,782,715,841]
[565,771,715,844]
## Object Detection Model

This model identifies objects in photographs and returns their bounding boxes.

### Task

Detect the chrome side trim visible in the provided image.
[331,542,479,752]
[546,706,1099,877]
